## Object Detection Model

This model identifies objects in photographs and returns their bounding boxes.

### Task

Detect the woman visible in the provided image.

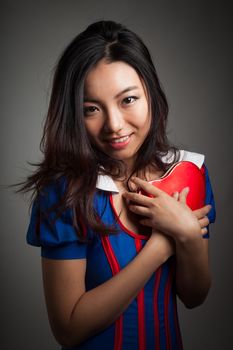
[22,20,215,349]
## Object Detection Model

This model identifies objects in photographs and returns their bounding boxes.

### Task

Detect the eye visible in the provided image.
[83,106,99,116]
[122,96,139,105]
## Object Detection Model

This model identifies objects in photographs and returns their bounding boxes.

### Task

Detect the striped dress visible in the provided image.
[27,155,216,350]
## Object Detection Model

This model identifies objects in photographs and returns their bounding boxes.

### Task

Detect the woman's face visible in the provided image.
[83,59,151,169]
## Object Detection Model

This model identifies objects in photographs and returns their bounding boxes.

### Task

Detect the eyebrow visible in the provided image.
[84,86,139,103]
[115,86,139,98]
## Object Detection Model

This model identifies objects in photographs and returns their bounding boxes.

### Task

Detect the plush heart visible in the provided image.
[140,161,206,210]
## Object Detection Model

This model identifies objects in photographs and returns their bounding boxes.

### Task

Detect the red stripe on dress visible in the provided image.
[164,262,175,349]
[135,238,146,350]
[153,266,162,349]
[101,236,123,350]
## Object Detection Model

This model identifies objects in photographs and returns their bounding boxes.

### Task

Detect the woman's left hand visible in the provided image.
[123,177,211,242]
[172,189,210,236]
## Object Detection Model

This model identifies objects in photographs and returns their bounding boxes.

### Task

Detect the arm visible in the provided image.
[123,177,212,308]
[174,198,211,308]
[174,231,211,308]
[42,232,173,348]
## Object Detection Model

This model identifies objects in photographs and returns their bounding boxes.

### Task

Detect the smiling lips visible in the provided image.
[106,134,132,149]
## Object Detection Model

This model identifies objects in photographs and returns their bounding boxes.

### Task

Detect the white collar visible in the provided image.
[96,150,205,193]
[96,173,119,193]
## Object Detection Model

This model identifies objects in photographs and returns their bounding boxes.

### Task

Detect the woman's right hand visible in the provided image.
[123,177,201,242]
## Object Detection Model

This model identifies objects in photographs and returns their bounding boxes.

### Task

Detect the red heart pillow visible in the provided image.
[140,161,206,210]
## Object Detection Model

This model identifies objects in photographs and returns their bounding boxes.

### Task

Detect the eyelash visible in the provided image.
[83,96,139,116]
[83,106,98,116]
[122,96,139,105]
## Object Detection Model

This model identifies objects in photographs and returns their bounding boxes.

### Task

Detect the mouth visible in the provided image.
[109,135,130,143]
[106,134,132,149]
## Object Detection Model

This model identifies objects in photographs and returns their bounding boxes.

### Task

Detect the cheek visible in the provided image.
[84,120,102,139]
[135,105,151,130]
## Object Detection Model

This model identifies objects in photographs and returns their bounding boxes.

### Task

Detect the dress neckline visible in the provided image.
[109,193,150,240]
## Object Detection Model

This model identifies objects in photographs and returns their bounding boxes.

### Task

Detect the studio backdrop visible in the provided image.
[1,1,232,349]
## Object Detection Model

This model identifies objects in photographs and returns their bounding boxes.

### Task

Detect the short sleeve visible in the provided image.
[202,165,216,238]
[26,178,88,259]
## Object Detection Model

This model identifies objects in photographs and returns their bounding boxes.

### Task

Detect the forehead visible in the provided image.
[84,60,146,97]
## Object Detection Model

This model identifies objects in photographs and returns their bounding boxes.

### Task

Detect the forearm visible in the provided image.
[61,239,170,347]
[175,234,211,308]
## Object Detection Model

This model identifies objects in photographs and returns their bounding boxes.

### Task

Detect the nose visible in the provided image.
[104,107,124,133]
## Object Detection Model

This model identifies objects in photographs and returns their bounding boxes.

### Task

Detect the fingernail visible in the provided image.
[172,191,178,199]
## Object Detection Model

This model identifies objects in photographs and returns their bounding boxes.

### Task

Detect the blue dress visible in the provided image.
[27,162,216,350]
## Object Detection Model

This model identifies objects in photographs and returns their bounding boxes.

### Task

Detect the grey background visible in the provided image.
[1,0,233,349]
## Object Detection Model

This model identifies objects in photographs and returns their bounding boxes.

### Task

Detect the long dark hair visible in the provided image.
[16,20,178,238]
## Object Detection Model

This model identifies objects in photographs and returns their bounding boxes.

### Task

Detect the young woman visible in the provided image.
[22,20,215,349]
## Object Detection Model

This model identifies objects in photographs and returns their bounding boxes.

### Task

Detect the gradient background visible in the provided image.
[1,0,233,349]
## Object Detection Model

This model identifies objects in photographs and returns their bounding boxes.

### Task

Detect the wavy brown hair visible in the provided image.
[16,20,178,239]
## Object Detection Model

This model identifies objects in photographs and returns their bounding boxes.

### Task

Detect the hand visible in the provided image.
[172,190,211,236]
[193,207,211,235]
[123,177,202,242]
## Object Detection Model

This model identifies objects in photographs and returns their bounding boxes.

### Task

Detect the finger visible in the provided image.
[201,227,208,235]
[198,216,210,228]
[122,191,153,206]
[128,203,151,217]
[130,177,165,197]
[172,191,179,201]
[194,205,212,219]
[179,187,190,204]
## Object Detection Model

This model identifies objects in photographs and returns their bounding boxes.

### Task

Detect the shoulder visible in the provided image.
[39,176,67,202]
